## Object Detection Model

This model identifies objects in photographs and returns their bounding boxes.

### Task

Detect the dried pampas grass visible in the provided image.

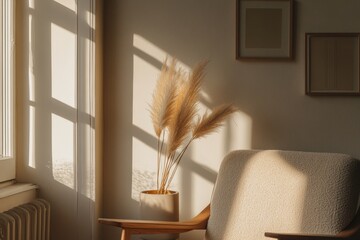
[150,59,180,138]
[193,104,237,139]
[150,58,236,194]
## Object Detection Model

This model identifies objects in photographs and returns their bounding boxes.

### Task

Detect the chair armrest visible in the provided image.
[265,232,343,240]
[99,204,210,234]
[265,209,360,240]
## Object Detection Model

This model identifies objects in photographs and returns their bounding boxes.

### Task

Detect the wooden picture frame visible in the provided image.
[236,0,293,60]
[306,33,360,96]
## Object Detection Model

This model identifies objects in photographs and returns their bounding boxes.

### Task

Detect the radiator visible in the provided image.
[0,199,50,240]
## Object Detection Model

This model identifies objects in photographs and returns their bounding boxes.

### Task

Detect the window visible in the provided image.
[0,0,15,182]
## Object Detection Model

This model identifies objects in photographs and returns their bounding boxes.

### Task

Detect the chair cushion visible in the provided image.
[205,150,360,240]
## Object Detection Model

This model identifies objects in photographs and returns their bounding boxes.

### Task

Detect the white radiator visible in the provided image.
[0,199,50,240]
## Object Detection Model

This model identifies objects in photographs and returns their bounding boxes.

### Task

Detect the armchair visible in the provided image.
[99,150,360,240]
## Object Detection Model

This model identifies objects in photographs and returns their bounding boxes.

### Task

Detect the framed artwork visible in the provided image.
[236,0,293,60]
[306,33,360,96]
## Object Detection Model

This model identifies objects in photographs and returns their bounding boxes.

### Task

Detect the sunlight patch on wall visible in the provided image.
[132,55,158,135]
[54,0,76,12]
[28,15,35,102]
[51,23,76,108]
[28,106,36,168]
[28,0,35,9]
[133,34,168,65]
[132,137,157,202]
[133,34,191,72]
[51,113,75,189]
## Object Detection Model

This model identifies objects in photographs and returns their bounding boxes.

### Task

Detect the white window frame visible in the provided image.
[0,0,15,182]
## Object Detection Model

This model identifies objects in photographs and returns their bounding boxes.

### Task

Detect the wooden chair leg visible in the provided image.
[120,229,131,240]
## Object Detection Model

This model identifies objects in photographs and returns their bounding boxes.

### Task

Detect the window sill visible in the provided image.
[0,181,38,212]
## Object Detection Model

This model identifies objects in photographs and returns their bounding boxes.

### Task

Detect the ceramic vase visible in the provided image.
[140,190,179,240]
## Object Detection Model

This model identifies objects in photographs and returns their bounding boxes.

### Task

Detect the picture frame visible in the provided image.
[305,33,360,96]
[236,0,293,60]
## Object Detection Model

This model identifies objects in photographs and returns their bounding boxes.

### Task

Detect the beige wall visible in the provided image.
[102,0,360,239]
[16,0,102,240]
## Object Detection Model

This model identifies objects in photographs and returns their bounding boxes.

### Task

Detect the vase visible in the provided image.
[140,190,179,240]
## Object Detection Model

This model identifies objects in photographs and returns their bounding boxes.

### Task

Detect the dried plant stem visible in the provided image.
[164,138,194,192]
[156,137,160,190]
[156,131,166,190]
[159,153,175,193]
[159,154,169,193]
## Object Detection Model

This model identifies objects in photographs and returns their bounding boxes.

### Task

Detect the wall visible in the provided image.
[15,0,102,240]
[102,0,360,239]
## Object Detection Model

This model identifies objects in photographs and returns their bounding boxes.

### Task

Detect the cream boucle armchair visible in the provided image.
[99,150,360,240]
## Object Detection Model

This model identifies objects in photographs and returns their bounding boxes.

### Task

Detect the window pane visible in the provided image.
[0,0,15,182]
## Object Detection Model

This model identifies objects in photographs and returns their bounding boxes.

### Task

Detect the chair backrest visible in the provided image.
[205,150,360,240]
